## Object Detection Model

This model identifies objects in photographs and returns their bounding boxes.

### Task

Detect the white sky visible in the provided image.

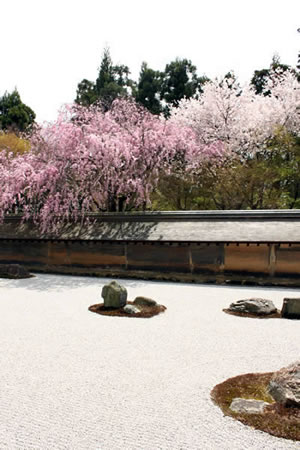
[1,0,299,123]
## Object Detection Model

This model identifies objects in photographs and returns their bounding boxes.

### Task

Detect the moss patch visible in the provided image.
[223,309,282,319]
[211,372,300,441]
[89,301,166,318]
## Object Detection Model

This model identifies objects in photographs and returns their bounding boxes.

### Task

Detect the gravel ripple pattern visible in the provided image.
[0,274,299,450]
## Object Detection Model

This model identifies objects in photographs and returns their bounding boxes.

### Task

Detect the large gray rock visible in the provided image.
[133,296,157,307]
[228,298,277,315]
[229,398,269,414]
[124,304,140,314]
[268,361,300,407]
[281,298,300,319]
[101,281,127,309]
[0,264,31,279]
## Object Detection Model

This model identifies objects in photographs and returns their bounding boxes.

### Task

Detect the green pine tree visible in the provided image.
[0,89,35,132]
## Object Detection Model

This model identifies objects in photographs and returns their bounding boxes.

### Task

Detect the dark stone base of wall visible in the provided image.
[24,265,300,288]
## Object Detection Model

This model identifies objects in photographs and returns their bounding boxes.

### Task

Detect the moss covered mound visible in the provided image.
[223,308,281,319]
[211,372,300,441]
[88,301,166,318]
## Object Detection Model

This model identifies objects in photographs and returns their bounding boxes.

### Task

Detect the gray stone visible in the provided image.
[124,304,140,314]
[268,361,300,407]
[228,298,277,315]
[133,296,157,307]
[229,398,270,414]
[101,281,127,309]
[281,298,300,319]
[0,264,31,279]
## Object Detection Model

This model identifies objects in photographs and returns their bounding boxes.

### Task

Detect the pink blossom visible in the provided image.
[0,99,216,232]
[170,71,300,158]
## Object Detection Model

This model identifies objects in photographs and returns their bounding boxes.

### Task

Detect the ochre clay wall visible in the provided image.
[1,239,300,285]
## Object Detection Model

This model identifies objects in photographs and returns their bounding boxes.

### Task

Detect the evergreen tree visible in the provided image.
[0,89,35,133]
[75,79,97,107]
[160,58,209,116]
[75,47,134,110]
[135,62,162,115]
[251,55,291,95]
[95,49,131,109]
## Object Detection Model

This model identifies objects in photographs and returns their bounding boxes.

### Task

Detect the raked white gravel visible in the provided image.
[0,274,299,450]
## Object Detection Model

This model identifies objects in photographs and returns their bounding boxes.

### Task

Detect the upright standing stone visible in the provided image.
[268,361,300,407]
[101,281,127,309]
[281,298,300,319]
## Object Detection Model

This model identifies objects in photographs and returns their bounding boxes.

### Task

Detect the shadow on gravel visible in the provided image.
[2,272,299,294]
[0,274,153,292]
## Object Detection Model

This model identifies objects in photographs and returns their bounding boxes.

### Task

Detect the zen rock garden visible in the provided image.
[224,296,300,319]
[88,280,166,318]
[2,265,299,441]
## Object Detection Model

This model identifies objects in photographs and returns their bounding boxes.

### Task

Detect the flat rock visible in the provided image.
[123,304,140,314]
[229,398,269,414]
[228,298,277,315]
[133,296,157,307]
[101,281,127,309]
[268,361,300,407]
[281,298,300,319]
[0,264,31,279]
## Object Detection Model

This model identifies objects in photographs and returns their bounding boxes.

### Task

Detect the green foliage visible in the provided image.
[75,47,134,110]
[191,132,300,211]
[0,89,35,133]
[135,58,209,116]
[160,58,209,116]
[151,128,300,212]
[75,79,98,107]
[267,129,300,208]
[95,47,133,109]
[151,173,215,211]
[135,62,162,115]
[251,55,291,95]
[75,51,210,115]
[200,160,284,210]
[297,28,300,79]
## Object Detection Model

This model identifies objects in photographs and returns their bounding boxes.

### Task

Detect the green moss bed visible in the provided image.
[211,372,300,441]
[88,301,166,318]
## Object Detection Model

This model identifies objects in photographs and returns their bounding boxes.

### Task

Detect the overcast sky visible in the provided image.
[1,0,299,123]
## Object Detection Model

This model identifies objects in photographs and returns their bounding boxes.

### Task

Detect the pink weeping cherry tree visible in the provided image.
[0,99,221,232]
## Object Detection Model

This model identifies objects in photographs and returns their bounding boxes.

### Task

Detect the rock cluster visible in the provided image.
[227,296,300,320]
[0,264,32,279]
[228,298,277,315]
[229,361,300,415]
[268,361,300,407]
[101,281,158,315]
